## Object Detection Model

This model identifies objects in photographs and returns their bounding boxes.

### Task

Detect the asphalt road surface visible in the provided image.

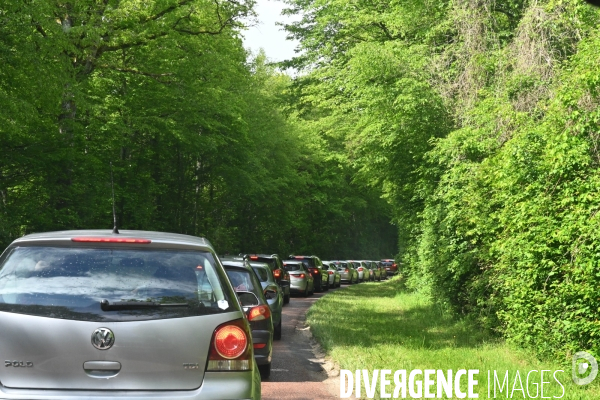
[261,283,348,400]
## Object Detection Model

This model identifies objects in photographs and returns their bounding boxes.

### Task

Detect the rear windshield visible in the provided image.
[0,246,232,322]
[381,262,393,266]
[251,267,269,282]
[284,263,303,271]
[225,268,259,294]
[252,258,277,271]
[292,257,315,267]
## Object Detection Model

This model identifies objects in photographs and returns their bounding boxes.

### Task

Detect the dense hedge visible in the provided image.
[416,10,600,359]
[282,0,600,360]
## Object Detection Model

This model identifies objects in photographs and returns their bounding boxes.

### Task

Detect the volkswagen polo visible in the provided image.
[0,230,261,400]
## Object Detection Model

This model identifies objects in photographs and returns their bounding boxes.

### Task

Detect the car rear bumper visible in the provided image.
[289,280,308,292]
[0,370,261,400]
[252,329,272,366]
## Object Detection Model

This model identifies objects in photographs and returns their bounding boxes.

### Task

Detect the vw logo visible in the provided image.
[91,328,115,350]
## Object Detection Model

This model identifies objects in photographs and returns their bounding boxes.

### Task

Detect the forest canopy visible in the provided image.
[0,0,397,259]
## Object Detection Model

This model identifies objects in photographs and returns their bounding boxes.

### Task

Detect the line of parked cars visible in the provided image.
[217,254,398,381]
[0,229,397,400]
[282,256,398,295]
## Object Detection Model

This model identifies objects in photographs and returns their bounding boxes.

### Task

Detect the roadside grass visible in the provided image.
[307,278,600,399]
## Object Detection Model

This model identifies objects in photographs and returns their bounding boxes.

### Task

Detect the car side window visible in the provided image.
[251,267,269,282]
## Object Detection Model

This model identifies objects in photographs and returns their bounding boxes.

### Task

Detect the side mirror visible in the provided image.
[236,291,259,307]
[264,289,277,300]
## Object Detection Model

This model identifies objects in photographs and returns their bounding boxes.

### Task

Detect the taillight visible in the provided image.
[345,269,349,272]
[358,267,363,271]
[254,343,266,349]
[71,237,151,244]
[274,269,281,278]
[248,305,271,321]
[328,271,333,275]
[215,326,246,359]
[300,273,305,278]
[393,263,397,268]
[207,319,251,371]
[250,256,259,260]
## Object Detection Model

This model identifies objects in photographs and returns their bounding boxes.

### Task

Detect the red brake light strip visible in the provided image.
[71,237,151,244]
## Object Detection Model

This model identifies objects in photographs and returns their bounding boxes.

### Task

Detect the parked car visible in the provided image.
[374,261,387,280]
[249,260,284,340]
[0,230,261,399]
[221,257,275,379]
[363,261,376,281]
[369,261,385,281]
[329,260,358,284]
[322,261,341,288]
[283,260,314,296]
[288,255,329,291]
[361,260,382,281]
[244,253,291,304]
[381,259,398,276]
[348,260,369,282]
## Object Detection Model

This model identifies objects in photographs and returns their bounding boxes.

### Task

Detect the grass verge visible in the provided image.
[307,277,600,399]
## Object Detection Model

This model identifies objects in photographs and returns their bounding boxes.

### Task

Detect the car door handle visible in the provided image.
[83,361,121,378]
[84,361,122,371]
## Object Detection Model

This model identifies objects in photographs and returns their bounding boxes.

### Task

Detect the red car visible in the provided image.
[381,259,398,276]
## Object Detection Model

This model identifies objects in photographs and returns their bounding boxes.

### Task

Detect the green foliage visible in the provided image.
[0,0,396,261]
[283,0,600,362]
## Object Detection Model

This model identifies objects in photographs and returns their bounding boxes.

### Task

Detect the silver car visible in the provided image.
[348,260,369,282]
[322,261,341,288]
[283,260,314,296]
[0,230,261,400]
[329,260,358,284]
[360,260,381,281]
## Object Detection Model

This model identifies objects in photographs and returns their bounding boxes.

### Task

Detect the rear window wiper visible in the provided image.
[100,299,189,311]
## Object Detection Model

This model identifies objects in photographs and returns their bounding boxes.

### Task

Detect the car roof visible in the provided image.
[9,230,213,251]
[220,256,245,261]
[220,259,248,268]
[249,261,270,268]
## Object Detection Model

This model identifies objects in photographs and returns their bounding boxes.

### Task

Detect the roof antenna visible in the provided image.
[110,162,119,234]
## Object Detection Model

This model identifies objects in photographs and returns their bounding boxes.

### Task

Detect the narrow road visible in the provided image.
[261,284,347,400]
